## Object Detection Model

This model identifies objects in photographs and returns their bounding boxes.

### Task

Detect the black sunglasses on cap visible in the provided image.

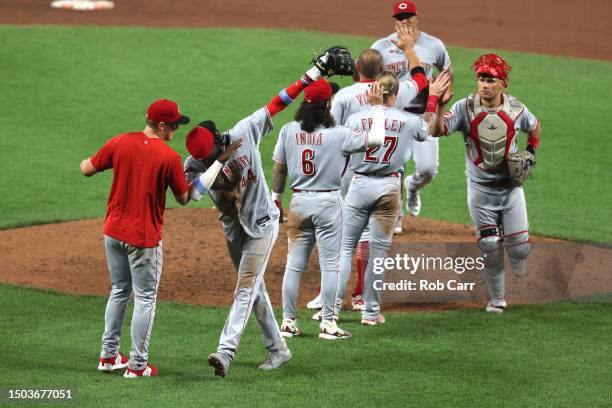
[163,122,180,130]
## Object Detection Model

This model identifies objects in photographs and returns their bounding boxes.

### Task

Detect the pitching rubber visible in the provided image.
[50,1,114,11]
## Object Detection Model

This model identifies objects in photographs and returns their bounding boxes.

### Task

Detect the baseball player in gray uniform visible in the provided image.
[336,71,450,325]
[372,1,452,230]
[184,57,341,377]
[307,26,430,313]
[429,53,542,313]
[271,78,385,340]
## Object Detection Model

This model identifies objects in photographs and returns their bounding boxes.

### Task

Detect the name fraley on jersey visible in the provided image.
[358,117,407,132]
[223,154,257,188]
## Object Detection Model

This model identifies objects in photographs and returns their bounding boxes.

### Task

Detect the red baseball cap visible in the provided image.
[393,1,418,17]
[304,79,339,103]
[146,99,190,125]
[186,127,214,160]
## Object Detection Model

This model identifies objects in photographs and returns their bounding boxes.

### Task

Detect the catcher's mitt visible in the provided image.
[313,46,355,77]
[507,150,535,187]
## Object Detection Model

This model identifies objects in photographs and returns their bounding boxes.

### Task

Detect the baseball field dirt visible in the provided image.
[1,0,610,309]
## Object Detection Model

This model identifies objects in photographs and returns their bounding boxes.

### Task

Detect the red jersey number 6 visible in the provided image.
[302,148,315,176]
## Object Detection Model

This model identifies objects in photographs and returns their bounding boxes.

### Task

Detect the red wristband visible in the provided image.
[527,135,540,150]
[425,95,439,113]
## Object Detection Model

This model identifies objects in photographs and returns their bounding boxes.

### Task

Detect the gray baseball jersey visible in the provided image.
[331,80,421,124]
[185,106,285,363]
[273,122,370,191]
[185,107,279,239]
[443,93,539,184]
[346,106,428,175]
[372,31,451,110]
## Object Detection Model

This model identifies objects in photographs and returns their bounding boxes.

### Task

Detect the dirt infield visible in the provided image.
[1,0,610,61]
[1,209,611,310]
[1,0,611,309]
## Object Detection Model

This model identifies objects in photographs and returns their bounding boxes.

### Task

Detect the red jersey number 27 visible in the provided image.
[364,136,398,163]
[301,148,315,176]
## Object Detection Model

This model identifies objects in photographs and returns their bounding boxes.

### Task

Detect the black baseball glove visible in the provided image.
[313,46,355,77]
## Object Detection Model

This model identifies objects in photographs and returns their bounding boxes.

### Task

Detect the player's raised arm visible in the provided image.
[266,46,356,117]
[422,71,451,135]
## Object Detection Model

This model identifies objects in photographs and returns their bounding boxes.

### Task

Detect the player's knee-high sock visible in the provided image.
[282,266,302,319]
[481,260,506,302]
[352,241,369,298]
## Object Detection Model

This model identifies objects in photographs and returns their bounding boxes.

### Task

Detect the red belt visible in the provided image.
[354,171,400,178]
[292,189,336,193]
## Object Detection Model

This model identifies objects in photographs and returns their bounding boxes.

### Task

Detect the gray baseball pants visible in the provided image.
[282,190,344,322]
[336,175,401,320]
[217,220,284,361]
[468,180,531,302]
[100,235,162,371]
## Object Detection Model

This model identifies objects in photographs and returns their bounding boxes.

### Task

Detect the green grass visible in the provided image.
[0,26,611,243]
[0,284,610,407]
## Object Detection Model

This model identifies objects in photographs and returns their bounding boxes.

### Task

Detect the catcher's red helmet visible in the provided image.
[471,54,512,81]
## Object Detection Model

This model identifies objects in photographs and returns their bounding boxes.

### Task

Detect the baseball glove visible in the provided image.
[313,46,355,77]
[507,150,536,187]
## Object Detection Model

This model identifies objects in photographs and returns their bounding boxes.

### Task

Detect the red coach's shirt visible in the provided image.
[90,132,188,248]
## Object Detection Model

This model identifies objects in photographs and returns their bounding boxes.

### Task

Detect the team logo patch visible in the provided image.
[399,3,408,9]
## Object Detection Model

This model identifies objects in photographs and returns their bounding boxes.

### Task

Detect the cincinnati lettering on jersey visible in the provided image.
[360,118,407,132]
[222,154,250,178]
[295,132,323,145]
[385,61,406,74]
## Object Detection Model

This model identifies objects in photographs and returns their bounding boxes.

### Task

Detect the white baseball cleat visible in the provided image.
[485,300,507,314]
[258,348,292,371]
[98,352,128,372]
[306,293,323,310]
[280,318,301,338]
[311,310,339,322]
[351,295,364,311]
[319,320,351,340]
[407,191,421,216]
[361,314,386,326]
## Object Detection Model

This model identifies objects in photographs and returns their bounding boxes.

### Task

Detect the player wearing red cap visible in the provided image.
[430,54,542,313]
[183,56,345,377]
[271,78,385,340]
[80,99,235,378]
[372,1,453,232]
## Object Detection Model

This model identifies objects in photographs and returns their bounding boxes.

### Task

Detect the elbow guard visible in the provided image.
[368,105,385,147]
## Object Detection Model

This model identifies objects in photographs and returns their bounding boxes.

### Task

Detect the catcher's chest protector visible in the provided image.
[466,93,524,171]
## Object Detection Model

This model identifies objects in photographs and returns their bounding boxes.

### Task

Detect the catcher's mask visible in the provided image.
[471,53,512,83]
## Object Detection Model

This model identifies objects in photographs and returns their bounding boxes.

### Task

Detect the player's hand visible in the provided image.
[366,81,384,106]
[218,138,243,163]
[429,70,451,97]
[274,199,284,223]
[392,22,414,51]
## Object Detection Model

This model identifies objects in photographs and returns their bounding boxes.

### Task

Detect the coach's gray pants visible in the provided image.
[282,191,343,322]
[336,175,401,320]
[217,220,284,361]
[100,235,162,371]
